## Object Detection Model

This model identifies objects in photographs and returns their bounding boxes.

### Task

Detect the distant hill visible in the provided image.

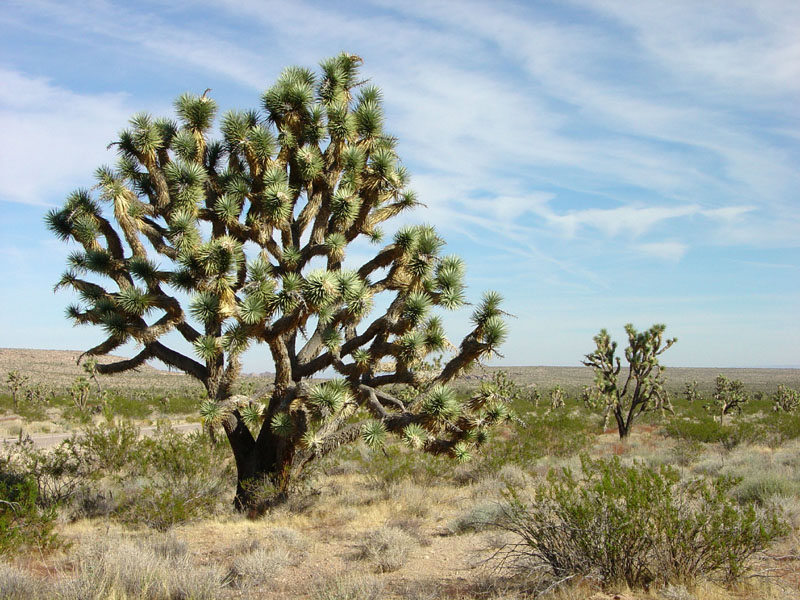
[1,348,798,395]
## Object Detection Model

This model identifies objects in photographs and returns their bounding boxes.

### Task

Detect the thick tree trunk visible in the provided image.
[614,407,631,439]
[227,415,299,514]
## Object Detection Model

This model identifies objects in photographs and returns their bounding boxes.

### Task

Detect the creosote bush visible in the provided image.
[496,456,786,590]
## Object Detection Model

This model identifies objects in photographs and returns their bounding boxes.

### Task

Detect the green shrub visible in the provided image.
[664,417,761,449]
[497,456,786,589]
[115,424,233,529]
[0,475,61,556]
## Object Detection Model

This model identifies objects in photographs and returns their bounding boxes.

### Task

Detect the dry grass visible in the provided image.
[3,350,800,598]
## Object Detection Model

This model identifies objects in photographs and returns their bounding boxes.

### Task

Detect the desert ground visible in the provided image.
[2,348,800,599]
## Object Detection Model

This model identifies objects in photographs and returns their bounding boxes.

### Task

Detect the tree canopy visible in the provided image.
[47,53,511,509]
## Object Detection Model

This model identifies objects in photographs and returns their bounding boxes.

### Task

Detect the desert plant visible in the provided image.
[82,356,102,392]
[773,384,800,413]
[705,375,748,425]
[583,324,676,439]
[548,385,565,410]
[683,380,700,403]
[497,456,786,589]
[0,475,61,556]
[5,370,30,411]
[69,376,91,413]
[528,383,541,408]
[355,526,415,573]
[47,53,510,511]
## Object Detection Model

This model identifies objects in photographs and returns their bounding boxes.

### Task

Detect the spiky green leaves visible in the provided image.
[190,292,221,326]
[174,92,218,134]
[262,66,315,123]
[402,291,432,325]
[270,412,294,437]
[164,160,207,208]
[193,335,222,362]
[472,291,508,349]
[318,52,362,104]
[354,87,383,139]
[302,269,338,308]
[240,402,265,429]
[361,420,387,450]
[308,379,352,420]
[402,423,428,450]
[116,286,152,316]
[421,384,461,422]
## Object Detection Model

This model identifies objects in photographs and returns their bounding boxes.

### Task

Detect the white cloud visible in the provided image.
[636,241,688,262]
[0,69,135,206]
[543,204,699,239]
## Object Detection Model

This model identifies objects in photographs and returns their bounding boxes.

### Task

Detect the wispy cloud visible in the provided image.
[0,69,136,206]
[636,241,688,262]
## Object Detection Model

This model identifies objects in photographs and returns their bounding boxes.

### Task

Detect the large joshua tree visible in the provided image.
[47,54,510,510]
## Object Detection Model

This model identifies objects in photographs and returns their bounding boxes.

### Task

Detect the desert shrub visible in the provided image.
[360,445,452,488]
[225,546,292,589]
[447,501,504,534]
[0,564,41,599]
[1,421,142,510]
[497,456,786,589]
[472,411,593,479]
[732,474,800,505]
[2,436,90,507]
[116,424,233,530]
[0,475,61,556]
[74,419,140,472]
[664,417,762,449]
[310,575,385,600]
[355,526,416,573]
[65,536,222,600]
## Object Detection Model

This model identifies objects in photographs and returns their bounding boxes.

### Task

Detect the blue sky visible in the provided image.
[1,0,798,370]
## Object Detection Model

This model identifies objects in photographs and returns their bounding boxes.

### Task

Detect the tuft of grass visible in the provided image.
[0,564,40,599]
[309,575,385,600]
[354,526,416,573]
[447,501,504,535]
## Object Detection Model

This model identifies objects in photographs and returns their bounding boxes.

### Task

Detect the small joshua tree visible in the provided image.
[82,357,102,392]
[583,324,676,439]
[5,371,30,412]
[773,385,800,413]
[582,384,611,430]
[47,54,511,510]
[683,380,700,403]
[548,385,565,410]
[704,375,748,426]
[69,377,91,413]
[528,384,541,408]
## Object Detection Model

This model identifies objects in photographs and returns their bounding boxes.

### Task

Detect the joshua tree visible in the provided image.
[47,54,510,510]
[82,357,102,392]
[683,380,700,403]
[69,377,91,413]
[583,324,676,439]
[548,385,565,410]
[705,375,748,425]
[5,371,30,412]
[773,385,800,413]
